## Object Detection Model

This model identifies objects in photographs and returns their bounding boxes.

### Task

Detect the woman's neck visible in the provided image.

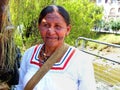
[44,43,64,56]
[39,43,64,62]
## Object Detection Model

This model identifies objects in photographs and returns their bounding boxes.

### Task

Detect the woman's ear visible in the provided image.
[66,25,71,36]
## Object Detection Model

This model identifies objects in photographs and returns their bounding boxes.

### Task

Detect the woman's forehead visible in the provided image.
[46,12,60,18]
[44,12,64,21]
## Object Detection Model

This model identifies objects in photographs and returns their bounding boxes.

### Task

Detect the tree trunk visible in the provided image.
[0,0,9,32]
[0,0,16,83]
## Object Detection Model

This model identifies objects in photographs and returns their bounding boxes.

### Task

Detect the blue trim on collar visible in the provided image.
[54,48,72,66]
[33,45,72,66]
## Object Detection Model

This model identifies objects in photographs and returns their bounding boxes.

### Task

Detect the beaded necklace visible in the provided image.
[39,45,50,63]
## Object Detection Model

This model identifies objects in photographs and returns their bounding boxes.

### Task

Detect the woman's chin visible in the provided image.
[45,42,57,47]
[45,42,62,48]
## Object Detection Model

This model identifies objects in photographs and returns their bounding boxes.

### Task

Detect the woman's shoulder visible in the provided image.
[24,44,42,55]
[70,46,94,61]
[25,45,37,53]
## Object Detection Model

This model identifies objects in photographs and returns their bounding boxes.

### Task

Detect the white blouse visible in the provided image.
[16,44,96,90]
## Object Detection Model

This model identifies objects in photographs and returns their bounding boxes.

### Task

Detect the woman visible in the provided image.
[16,5,96,90]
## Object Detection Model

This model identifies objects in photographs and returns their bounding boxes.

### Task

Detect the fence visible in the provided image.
[75,37,120,64]
[75,37,120,86]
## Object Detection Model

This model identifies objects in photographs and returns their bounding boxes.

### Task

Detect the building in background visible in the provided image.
[96,0,120,21]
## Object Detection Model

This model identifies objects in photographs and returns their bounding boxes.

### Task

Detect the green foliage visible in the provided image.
[99,19,120,32]
[14,30,23,47]
[10,0,53,26]
[9,0,103,49]
[103,21,110,31]
[110,20,120,31]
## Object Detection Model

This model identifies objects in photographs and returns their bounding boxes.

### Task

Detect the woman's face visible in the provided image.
[38,11,71,48]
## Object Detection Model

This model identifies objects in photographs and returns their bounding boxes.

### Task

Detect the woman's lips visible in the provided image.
[46,37,58,39]
[45,37,63,40]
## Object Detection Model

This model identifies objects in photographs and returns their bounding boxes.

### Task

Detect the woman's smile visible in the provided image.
[46,36,58,39]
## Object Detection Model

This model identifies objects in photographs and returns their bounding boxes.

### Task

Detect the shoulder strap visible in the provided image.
[24,43,69,90]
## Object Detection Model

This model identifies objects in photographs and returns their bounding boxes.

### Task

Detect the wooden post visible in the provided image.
[0,0,9,32]
[0,0,16,83]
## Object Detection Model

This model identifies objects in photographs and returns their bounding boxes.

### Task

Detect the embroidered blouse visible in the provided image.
[16,44,96,90]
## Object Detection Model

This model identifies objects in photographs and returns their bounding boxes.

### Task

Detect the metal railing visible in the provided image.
[75,37,120,64]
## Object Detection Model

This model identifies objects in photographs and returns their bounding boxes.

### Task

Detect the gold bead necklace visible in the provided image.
[39,45,50,63]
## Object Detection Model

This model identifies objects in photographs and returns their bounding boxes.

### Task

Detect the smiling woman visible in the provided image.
[38,5,71,51]
[16,5,96,90]
[39,12,71,51]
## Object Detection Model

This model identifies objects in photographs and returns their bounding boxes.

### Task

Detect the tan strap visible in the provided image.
[24,43,69,90]
[0,82,10,90]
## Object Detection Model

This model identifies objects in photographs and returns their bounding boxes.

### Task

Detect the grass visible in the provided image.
[87,33,120,51]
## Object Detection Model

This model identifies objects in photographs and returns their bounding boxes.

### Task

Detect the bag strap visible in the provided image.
[24,43,69,90]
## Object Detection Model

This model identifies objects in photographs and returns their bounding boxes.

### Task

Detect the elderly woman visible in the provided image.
[16,5,96,90]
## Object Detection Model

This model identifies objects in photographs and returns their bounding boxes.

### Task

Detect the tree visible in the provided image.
[10,0,54,49]
[0,0,20,89]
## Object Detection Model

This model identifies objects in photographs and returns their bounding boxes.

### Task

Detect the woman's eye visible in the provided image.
[43,24,49,28]
[55,25,61,30]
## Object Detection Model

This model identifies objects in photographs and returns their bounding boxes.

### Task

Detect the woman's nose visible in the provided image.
[47,27,55,34]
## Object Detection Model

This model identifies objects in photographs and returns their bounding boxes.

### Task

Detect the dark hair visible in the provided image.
[38,5,70,25]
